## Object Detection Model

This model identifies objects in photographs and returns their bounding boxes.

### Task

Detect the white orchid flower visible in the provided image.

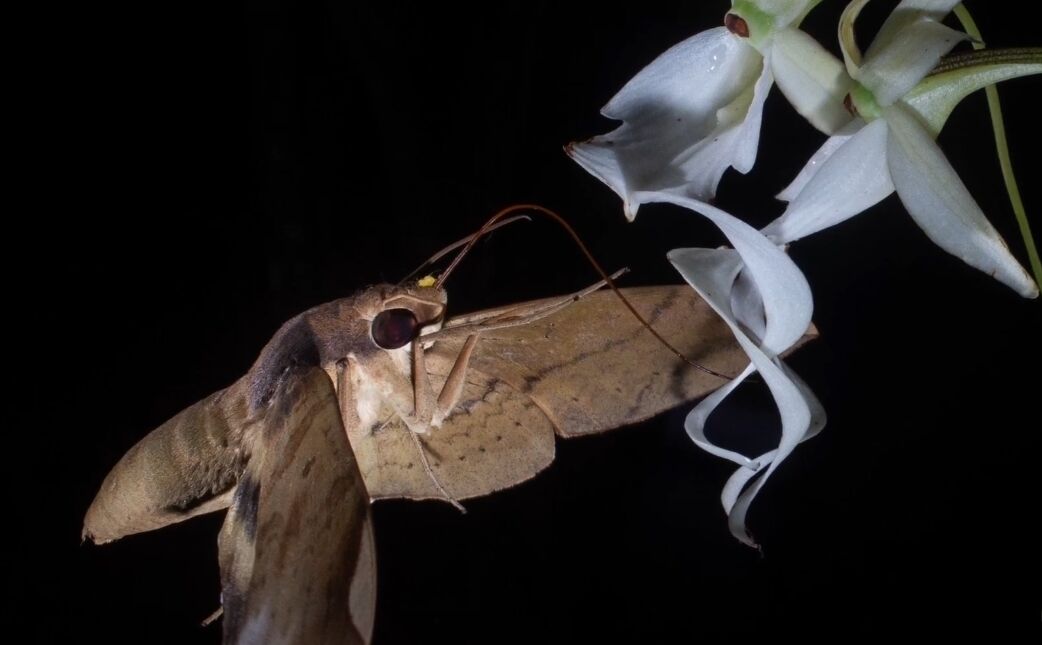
[568,0,1038,546]
[567,0,852,220]
[762,0,1040,297]
[638,192,825,548]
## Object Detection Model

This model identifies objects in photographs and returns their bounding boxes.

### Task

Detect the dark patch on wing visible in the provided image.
[246,314,321,412]
[221,584,247,639]
[233,472,261,541]
[457,377,503,415]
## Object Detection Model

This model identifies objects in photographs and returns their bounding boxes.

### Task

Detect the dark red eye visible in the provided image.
[371,308,420,349]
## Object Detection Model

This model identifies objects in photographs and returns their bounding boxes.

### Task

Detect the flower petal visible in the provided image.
[645,194,813,354]
[657,196,821,547]
[730,57,776,175]
[858,19,968,105]
[566,28,765,219]
[865,0,964,64]
[763,117,893,243]
[671,248,760,466]
[838,0,871,76]
[775,132,852,202]
[668,237,822,547]
[720,362,825,545]
[771,28,854,134]
[684,364,759,468]
[884,103,1039,297]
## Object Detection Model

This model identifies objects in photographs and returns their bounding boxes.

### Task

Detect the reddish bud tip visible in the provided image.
[724,13,750,38]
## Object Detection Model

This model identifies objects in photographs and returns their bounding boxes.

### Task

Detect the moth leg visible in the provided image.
[407,330,482,429]
[432,334,480,426]
[410,338,437,432]
[335,359,361,429]
[402,341,467,511]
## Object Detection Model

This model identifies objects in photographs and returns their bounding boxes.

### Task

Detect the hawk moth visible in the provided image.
[84,269,814,643]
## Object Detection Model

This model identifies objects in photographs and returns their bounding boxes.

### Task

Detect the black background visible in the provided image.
[21,1,1040,643]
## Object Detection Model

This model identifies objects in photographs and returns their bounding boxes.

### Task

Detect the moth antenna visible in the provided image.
[408,429,467,514]
[438,204,731,380]
[400,215,531,286]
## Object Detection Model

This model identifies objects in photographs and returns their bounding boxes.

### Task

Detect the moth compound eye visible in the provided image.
[371,308,420,349]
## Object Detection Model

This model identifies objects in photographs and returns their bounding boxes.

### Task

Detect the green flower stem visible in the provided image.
[932,48,1042,74]
[953,4,1042,292]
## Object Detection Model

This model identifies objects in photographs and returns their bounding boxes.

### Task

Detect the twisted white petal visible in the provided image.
[646,194,813,353]
[659,200,822,546]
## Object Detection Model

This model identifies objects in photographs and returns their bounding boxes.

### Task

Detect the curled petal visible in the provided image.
[771,28,854,134]
[884,103,1039,297]
[730,258,768,342]
[839,0,965,91]
[858,19,968,105]
[668,237,822,547]
[675,248,759,466]
[763,118,893,243]
[567,28,765,219]
[643,193,813,354]
[719,362,825,544]
[838,0,871,76]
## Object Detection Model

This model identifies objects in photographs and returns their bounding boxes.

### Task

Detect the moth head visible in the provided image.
[366,282,447,350]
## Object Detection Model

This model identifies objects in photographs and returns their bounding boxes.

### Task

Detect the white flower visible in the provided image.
[763,0,1040,297]
[567,0,850,220]
[568,0,1039,546]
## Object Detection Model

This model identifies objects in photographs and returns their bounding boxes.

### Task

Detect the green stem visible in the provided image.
[931,48,1042,74]
[954,4,1042,293]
